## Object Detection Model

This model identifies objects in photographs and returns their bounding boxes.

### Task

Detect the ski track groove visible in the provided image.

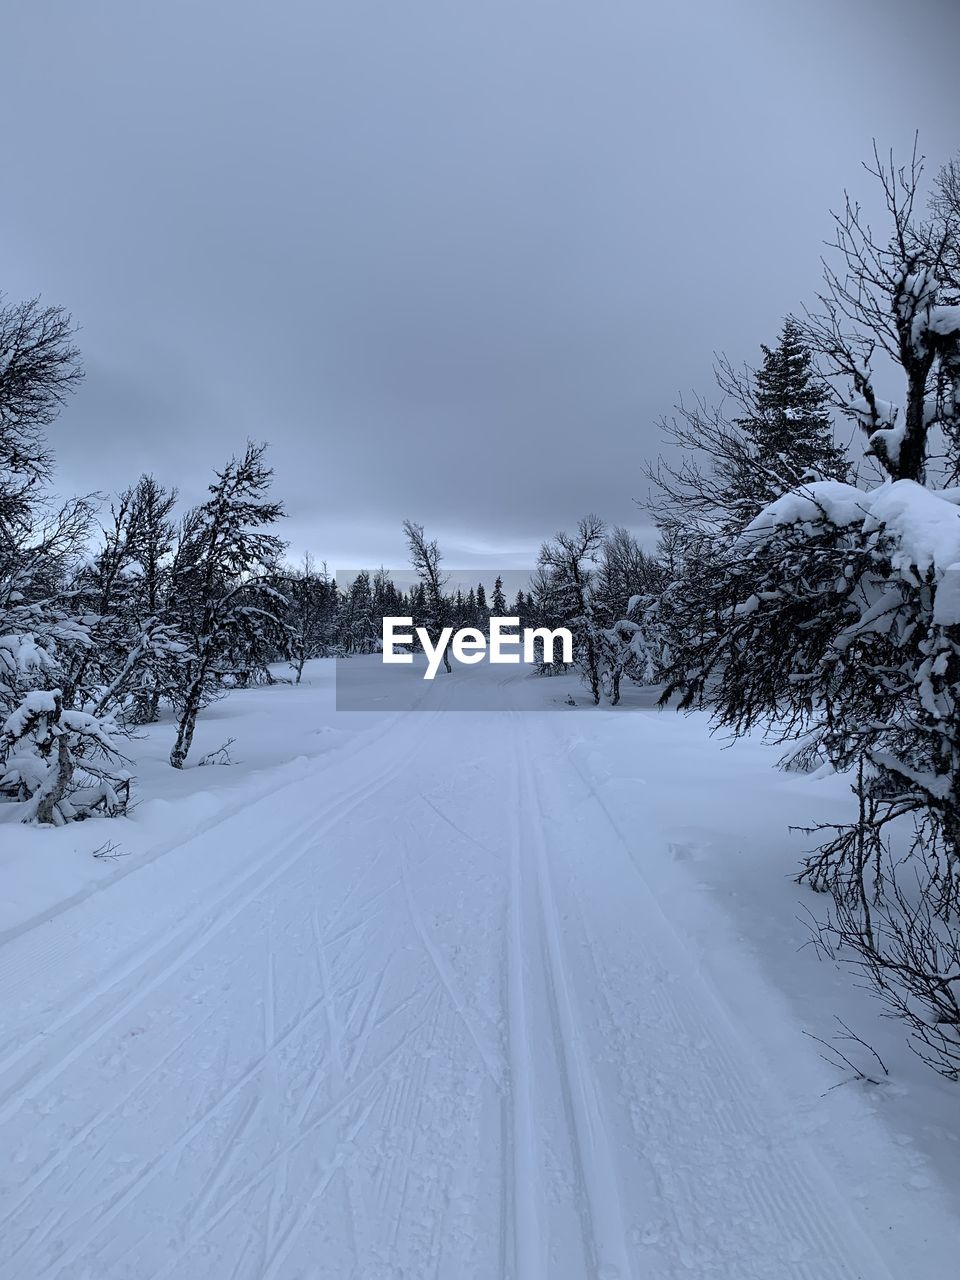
[184,1093,263,1237]
[311,902,367,1276]
[0,742,425,1128]
[505,728,545,1280]
[517,718,633,1280]
[342,969,387,1081]
[534,719,900,1280]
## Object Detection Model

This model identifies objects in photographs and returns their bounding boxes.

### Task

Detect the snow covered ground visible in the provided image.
[1,659,959,1278]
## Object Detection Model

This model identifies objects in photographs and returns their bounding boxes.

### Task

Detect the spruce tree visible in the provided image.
[512,589,527,627]
[491,575,507,615]
[737,318,844,494]
[343,570,377,654]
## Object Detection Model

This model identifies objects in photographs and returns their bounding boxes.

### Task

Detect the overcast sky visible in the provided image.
[2,0,958,571]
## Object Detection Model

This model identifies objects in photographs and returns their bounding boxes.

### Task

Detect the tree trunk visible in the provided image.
[170,673,205,768]
[611,671,621,707]
[36,732,74,825]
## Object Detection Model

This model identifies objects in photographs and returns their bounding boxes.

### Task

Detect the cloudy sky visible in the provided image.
[2,0,958,571]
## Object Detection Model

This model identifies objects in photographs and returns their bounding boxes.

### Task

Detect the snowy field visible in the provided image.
[2,659,960,1278]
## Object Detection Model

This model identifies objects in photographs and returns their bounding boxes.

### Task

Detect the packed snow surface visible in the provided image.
[1,660,959,1278]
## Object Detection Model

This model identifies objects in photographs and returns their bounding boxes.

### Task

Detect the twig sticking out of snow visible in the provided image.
[803,1016,889,1093]
[197,737,238,767]
[91,840,129,860]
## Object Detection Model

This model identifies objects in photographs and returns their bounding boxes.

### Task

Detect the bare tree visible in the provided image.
[286,554,337,680]
[402,520,451,673]
[799,139,960,483]
[0,293,83,559]
[169,443,286,768]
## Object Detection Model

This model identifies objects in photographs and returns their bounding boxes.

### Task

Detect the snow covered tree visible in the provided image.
[537,516,607,702]
[657,143,960,1075]
[124,475,181,720]
[799,140,960,485]
[285,554,337,680]
[596,526,665,622]
[0,293,82,545]
[63,477,185,724]
[341,570,380,655]
[491,575,507,615]
[2,690,129,824]
[596,611,660,706]
[372,567,402,627]
[643,318,849,714]
[0,289,137,822]
[169,443,286,768]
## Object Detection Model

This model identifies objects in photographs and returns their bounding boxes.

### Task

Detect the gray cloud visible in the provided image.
[2,0,958,569]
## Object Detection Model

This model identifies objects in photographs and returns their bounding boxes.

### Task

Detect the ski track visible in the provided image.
[517,717,632,1280]
[0,677,956,1278]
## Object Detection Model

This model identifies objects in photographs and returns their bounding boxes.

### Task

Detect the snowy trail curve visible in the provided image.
[0,676,957,1278]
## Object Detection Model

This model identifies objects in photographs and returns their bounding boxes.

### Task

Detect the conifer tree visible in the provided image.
[736,318,845,493]
[512,589,528,627]
[647,321,846,540]
[491,575,507,615]
[342,570,378,655]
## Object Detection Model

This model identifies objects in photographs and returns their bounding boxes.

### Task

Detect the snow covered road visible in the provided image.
[1,671,957,1278]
